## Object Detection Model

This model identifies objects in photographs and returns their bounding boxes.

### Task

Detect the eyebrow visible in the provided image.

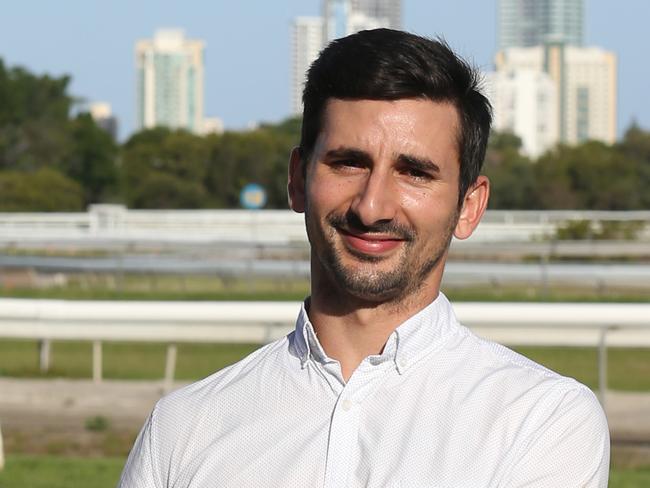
[324,147,372,164]
[323,147,441,174]
[396,154,441,174]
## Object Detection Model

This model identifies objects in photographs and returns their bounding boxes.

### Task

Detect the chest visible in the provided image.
[166,370,520,488]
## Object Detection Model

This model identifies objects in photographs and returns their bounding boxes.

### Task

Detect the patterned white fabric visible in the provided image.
[118,293,609,487]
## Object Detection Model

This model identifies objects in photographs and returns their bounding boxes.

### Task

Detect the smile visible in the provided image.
[337,228,405,255]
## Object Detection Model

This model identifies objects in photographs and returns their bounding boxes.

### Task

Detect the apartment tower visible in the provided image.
[136,29,205,133]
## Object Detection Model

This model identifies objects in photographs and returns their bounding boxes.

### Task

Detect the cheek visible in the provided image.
[400,189,458,231]
[308,177,355,211]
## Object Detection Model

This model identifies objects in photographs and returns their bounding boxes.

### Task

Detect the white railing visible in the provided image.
[1,206,649,244]
[0,298,649,401]
[0,299,649,467]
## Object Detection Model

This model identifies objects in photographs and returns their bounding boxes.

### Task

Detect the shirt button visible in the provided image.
[341,399,353,411]
[399,358,407,368]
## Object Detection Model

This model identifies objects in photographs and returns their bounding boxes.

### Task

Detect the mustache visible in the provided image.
[327,212,415,241]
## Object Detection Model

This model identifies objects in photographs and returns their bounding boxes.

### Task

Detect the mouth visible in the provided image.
[336,228,406,255]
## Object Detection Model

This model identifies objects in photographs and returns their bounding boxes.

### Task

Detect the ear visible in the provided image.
[287,147,306,213]
[454,175,489,240]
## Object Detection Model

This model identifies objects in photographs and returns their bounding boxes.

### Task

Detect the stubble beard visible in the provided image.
[306,208,459,304]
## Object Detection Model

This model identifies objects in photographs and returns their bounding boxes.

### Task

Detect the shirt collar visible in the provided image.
[291,292,458,374]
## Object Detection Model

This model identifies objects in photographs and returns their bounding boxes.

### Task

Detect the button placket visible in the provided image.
[323,390,361,488]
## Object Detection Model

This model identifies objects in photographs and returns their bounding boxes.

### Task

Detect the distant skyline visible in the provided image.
[0,0,647,140]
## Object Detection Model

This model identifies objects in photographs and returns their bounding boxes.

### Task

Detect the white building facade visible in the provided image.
[485,69,558,158]
[351,0,401,29]
[498,0,584,49]
[291,0,400,115]
[291,17,324,116]
[495,45,617,146]
[136,29,205,134]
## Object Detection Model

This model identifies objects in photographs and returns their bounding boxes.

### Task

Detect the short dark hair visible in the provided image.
[300,28,492,203]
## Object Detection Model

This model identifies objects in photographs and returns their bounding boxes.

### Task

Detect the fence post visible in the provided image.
[164,344,177,392]
[39,339,51,372]
[0,420,4,471]
[597,327,610,409]
[93,341,103,384]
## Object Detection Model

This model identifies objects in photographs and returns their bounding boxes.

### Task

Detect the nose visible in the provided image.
[349,170,398,227]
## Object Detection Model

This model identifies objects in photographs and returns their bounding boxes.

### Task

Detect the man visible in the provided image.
[119,29,609,487]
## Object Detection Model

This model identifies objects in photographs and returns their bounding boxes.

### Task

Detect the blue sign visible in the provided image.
[240,183,267,209]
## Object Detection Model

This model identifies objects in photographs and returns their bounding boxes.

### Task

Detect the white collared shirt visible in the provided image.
[118,293,609,487]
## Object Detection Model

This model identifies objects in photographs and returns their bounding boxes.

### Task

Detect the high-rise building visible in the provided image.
[322,0,396,44]
[291,17,324,115]
[135,29,205,133]
[484,70,558,157]
[291,1,400,115]
[498,0,584,50]
[495,45,617,145]
[351,0,402,29]
[200,116,224,135]
[88,102,118,140]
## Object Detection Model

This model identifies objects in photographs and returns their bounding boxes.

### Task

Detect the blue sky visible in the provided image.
[0,0,647,140]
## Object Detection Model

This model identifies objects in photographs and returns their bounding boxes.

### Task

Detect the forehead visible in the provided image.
[315,98,461,164]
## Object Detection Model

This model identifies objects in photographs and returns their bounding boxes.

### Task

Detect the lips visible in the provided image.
[338,228,404,254]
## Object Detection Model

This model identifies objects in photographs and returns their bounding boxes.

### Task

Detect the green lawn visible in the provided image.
[0,455,648,487]
[3,278,650,302]
[512,346,650,392]
[607,466,650,487]
[0,339,649,391]
[0,340,260,380]
[0,456,124,488]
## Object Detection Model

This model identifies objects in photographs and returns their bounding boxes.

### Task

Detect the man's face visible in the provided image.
[289,98,478,303]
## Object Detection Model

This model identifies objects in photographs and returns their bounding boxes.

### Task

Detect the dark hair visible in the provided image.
[300,28,492,203]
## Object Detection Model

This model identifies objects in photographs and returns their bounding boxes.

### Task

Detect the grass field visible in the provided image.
[0,455,648,487]
[3,276,650,302]
[0,340,259,380]
[0,339,649,391]
[0,456,123,488]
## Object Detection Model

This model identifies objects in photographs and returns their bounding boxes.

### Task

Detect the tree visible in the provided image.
[619,124,650,208]
[534,142,641,210]
[204,120,298,209]
[0,168,84,211]
[483,131,537,209]
[0,59,73,172]
[129,171,208,209]
[121,128,209,208]
[60,113,118,205]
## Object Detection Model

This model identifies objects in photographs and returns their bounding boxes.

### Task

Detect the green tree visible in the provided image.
[0,168,84,211]
[483,131,537,209]
[204,121,298,209]
[619,123,650,208]
[0,59,72,172]
[60,113,118,205]
[0,58,122,211]
[121,128,209,208]
[534,141,641,209]
[129,171,208,209]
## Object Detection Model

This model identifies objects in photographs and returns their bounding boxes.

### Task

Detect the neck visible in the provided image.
[307,265,443,382]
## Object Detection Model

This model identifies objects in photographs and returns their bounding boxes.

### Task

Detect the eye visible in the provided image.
[330,159,365,171]
[402,167,433,181]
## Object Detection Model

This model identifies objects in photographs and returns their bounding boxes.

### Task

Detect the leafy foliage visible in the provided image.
[0,57,649,211]
[0,59,116,209]
[63,113,118,204]
[484,127,650,210]
[0,168,84,211]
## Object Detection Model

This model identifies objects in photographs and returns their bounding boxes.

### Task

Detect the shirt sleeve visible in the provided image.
[117,409,161,488]
[502,386,610,488]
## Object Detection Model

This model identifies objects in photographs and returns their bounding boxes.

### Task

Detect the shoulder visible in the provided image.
[157,334,293,419]
[118,335,296,487]
[145,334,296,449]
[446,327,610,485]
